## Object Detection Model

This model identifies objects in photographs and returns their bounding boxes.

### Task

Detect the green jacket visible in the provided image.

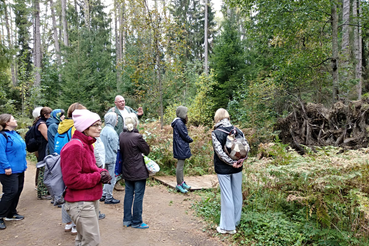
[108,106,141,136]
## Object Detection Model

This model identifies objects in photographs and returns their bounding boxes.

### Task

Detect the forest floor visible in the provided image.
[1,162,229,246]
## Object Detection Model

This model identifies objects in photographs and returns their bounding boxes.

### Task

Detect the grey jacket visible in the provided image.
[100,112,119,165]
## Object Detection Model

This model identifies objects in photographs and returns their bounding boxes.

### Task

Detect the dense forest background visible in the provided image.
[1,0,369,139]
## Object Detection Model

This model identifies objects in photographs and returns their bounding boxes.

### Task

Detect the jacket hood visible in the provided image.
[176,106,188,119]
[104,112,117,126]
[171,117,181,128]
[214,118,232,129]
[46,117,59,127]
[58,119,74,134]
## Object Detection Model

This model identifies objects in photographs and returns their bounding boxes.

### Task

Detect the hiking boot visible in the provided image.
[0,219,6,230]
[114,182,125,191]
[98,212,105,220]
[4,214,24,221]
[104,198,120,204]
[216,226,236,234]
[176,184,188,193]
[181,182,191,190]
[38,195,52,200]
[71,226,77,235]
[99,196,106,202]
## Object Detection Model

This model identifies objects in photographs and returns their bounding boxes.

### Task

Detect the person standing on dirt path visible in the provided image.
[171,106,193,194]
[100,112,120,204]
[61,109,111,245]
[211,108,250,235]
[119,113,150,229]
[0,114,27,230]
[108,95,143,191]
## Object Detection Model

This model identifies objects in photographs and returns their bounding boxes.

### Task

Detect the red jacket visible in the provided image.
[60,130,105,202]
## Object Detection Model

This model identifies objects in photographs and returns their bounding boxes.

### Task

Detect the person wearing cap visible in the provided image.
[60,109,111,246]
[46,109,65,154]
[171,106,193,194]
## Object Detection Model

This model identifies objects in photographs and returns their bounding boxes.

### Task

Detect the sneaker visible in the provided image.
[216,226,236,234]
[176,184,188,194]
[98,212,105,220]
[132,223,149,229]
[0,219,6,230]
[104,198,120,204]
[38,195,52,200]
[4,214,24,221]
[65,223,73,232]
[114,182,125,191]
[181,181,191,190]
[71,226,77,235]
[99,196,106,202]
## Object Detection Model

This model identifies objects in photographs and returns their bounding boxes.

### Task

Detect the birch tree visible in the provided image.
[34,0,41,86]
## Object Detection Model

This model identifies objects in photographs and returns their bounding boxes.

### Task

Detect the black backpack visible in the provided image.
[25,125,40,152]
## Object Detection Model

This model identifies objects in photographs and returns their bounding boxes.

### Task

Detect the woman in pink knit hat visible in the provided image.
[60,109,111,246]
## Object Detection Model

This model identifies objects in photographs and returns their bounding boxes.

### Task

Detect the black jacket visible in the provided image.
[171,118,193,160]
[119,129,150,181]
[212,120,244,175]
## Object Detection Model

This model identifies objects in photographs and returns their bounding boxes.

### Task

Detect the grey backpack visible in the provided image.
[216,127,250,160]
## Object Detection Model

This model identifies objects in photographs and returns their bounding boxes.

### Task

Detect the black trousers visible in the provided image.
[0,172,25,218]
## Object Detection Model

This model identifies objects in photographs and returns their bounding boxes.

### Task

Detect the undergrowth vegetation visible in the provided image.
[194,145,369,245]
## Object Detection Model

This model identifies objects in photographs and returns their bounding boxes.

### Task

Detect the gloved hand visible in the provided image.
[100,170,112,184]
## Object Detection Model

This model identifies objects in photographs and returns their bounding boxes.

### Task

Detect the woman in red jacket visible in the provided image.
[60,109,111,246]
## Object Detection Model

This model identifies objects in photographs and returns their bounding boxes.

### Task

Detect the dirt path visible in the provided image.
[1,163,227,246]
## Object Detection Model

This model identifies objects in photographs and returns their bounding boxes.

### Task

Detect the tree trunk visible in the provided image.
[331,2,339,101]
[353,0,362,99]
[341,0,350,83]
[61,0,68,46]
[50,0,61,81]
[84,0,90,30]
[204,0,208,75]
[34,0,42,86]
[115,0,120,88]
[2,0,16,85]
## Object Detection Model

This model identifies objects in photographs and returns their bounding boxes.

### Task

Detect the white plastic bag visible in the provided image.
[143,155,160,176]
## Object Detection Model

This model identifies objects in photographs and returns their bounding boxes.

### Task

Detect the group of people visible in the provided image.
[0,94,250,245]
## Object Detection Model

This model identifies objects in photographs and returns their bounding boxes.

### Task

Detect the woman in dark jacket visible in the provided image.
[211,108,250,235]
[34,106,52,199]
[171,106,193,193]
[0,114,27,230]
[119,113,150,229]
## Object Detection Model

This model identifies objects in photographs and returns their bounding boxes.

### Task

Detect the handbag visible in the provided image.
[143,155,160,176]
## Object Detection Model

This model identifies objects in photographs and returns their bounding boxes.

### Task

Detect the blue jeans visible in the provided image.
[123,179,146,227]
[102,163,116,199]
[0,172,24,218]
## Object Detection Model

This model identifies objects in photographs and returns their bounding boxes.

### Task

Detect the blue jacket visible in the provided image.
[171,118,193,160]
[0,130,27,174]
[46,117,60,154]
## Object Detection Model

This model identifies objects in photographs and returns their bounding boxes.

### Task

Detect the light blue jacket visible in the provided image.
[0,130,27,174]
[100,112,119,165]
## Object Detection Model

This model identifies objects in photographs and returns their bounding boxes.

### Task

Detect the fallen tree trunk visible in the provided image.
[275,99,369,153]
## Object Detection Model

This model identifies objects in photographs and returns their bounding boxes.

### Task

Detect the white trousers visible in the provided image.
[217,171,243,231]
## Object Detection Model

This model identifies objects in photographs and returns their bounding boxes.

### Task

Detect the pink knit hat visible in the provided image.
[72,109,101,132]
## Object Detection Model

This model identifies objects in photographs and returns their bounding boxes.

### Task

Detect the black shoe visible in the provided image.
[4,214,24,221]
[0,219,6,229]
[98,212,105,220]
[99,196,106,202]
[104,198,120,204]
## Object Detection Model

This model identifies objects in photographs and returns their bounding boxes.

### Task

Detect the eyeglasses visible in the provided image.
[90,123,102,128]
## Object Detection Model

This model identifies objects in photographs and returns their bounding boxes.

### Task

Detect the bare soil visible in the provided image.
[1,163,228,246]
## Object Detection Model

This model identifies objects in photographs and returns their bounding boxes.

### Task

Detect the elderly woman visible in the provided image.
[0,114,27,230]
[61,109,111,245]
[211,108,250,234]
[119,113,150,229]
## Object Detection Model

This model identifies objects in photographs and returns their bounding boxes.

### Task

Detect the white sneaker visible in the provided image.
[71,226,77,235]
[64,223,73,232]
[216,226,236,234]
